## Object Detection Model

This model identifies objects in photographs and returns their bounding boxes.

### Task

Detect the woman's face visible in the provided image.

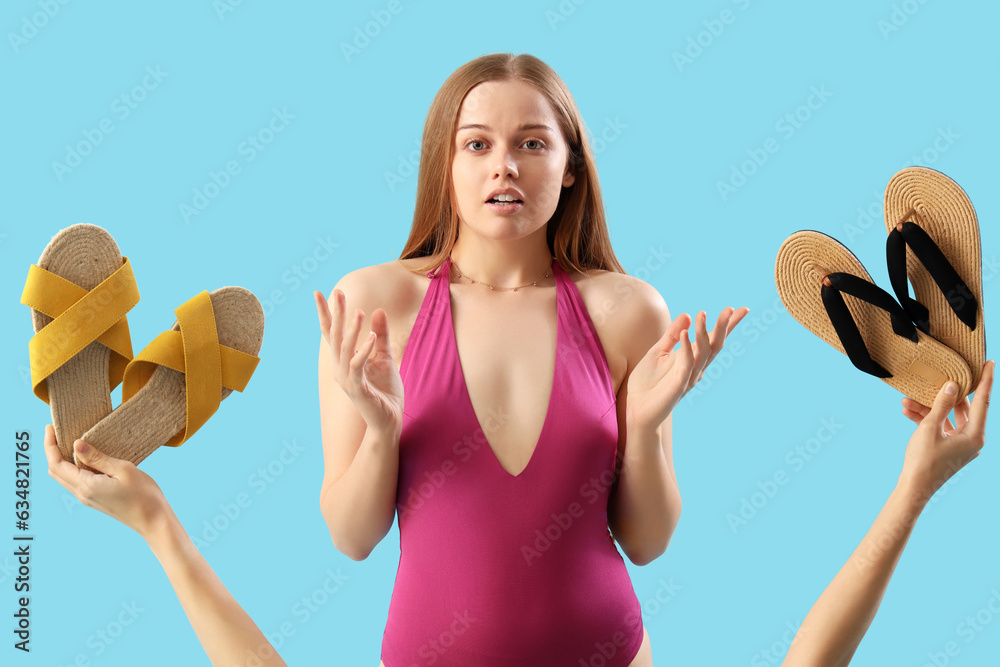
[450,79,575,240]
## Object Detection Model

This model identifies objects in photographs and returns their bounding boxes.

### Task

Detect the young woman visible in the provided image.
[43,52,993,667]
[314,53,746,666]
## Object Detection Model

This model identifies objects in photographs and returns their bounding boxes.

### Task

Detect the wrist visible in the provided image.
[141,505,184,555]
[625,412,661,437]
[893,473,935,511]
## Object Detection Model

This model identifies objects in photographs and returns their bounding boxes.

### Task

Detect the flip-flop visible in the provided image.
[883,166,986,393]
[20,224,140,462]
[77,287,264,469]
[776,230,973,406]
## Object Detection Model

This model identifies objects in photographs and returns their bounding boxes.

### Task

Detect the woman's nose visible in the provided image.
[492,146,518,179]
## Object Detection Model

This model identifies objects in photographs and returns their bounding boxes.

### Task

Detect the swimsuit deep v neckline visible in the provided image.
[442,255,560,479]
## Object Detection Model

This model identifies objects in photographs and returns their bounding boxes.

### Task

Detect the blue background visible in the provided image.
[2,1,998,665]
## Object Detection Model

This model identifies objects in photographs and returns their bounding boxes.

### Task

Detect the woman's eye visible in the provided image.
[464,139,545,151]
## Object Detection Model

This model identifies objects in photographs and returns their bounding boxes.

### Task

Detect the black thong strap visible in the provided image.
[821,272,918,378]
[886,220,978,334]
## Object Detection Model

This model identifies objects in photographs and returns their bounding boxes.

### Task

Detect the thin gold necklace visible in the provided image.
[449,255,553,292]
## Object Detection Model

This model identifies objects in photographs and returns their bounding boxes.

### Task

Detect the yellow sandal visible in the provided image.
[21,224,140,462]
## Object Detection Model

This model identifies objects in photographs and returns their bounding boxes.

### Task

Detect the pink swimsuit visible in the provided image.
[381,256,644,666]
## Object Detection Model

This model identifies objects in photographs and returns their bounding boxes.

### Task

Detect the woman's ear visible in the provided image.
[562,167,576,188]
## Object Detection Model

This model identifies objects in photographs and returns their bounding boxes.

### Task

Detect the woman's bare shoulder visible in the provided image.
[566,267,670,393]
[331,257,428,308]
[566,266,668,327]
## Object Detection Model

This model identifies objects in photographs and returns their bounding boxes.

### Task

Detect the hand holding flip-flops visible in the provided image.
[898,360,994,502]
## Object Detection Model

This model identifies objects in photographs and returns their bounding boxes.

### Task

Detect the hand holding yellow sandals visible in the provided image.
[23,223,264,482]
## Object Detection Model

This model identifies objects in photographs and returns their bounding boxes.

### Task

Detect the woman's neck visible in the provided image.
[448,240,554,290]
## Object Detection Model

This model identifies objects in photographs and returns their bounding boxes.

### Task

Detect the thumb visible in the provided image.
[73,440,124,475]
[924,380,959,429]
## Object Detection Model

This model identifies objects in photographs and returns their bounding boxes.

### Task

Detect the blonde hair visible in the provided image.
[396,52,626,277]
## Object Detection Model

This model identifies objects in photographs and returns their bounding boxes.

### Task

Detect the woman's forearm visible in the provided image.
[608,419,682,566]
[320,423,400,561]
[144,511,287,667]
[783,482,925,666]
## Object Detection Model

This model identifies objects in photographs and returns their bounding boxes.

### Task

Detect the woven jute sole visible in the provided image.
[31,224,122,462]
[78,287,264,468]
[884,166,985,392]
[775,230,972,406]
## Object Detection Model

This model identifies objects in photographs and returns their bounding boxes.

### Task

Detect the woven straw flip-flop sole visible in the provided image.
[78,287,264,468]
[32,224,122,462]
[884,166,985,392]
[776,230,972,406]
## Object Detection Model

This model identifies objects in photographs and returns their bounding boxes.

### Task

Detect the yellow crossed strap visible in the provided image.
[122,291,260,447]
[20,257,140,404]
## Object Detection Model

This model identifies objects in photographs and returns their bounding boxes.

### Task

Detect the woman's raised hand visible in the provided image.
[625,307,749,431]
[315,289,404,434]
[897,360,993,502]
[44,425,170,539]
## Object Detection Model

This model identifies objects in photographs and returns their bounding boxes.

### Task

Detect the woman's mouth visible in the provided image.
[485,197,523,214]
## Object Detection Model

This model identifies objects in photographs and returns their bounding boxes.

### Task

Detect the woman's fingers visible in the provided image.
[901,408,923,426]
[964,360,995,441]
[44,425,73,485]
[340,306,365,380]
[676,327,695,388]
[314,291,333,346]
[331,289,346,362]
[953,397,971,432]
[708,308,733,350]
[350,326,378,374]
[727,307,750,335]
[692,311,711,374]
[901,397,931,417]
[73,440,130,480]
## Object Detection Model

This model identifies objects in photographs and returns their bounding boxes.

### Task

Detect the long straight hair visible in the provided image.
[396,52,626,278]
